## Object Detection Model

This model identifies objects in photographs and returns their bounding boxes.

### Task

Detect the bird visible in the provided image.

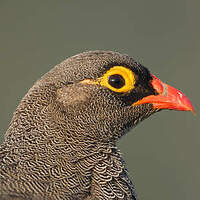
[0,51,194,200]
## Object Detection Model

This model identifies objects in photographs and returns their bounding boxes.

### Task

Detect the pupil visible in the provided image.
[108,74,125,89]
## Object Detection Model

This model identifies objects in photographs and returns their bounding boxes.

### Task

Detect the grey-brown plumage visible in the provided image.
[0,51,190,200]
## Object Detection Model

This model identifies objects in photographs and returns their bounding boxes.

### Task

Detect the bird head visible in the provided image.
[11,51,194,146]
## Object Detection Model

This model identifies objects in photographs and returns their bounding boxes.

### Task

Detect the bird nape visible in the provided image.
[0,51,194,200]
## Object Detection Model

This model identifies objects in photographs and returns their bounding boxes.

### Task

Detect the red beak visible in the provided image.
[134,74,195,114]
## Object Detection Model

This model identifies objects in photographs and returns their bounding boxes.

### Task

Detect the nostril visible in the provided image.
[151,74,164,94]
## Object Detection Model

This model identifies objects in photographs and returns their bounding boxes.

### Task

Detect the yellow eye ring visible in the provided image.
[99,66,136,93]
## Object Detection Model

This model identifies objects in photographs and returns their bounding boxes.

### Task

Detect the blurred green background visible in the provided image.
[0,1,199,199]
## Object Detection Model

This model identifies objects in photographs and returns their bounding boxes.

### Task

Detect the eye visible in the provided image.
[99,66,136,93]
[108,74,125,89]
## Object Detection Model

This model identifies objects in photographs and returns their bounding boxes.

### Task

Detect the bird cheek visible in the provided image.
[56,85,92,107]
